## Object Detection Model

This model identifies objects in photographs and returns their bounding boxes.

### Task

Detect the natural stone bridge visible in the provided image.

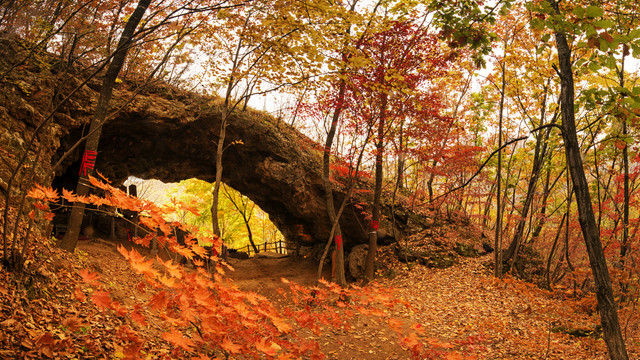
[54,84,371,250]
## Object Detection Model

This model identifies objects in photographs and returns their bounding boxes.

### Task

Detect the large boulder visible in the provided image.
[347,244,369,279]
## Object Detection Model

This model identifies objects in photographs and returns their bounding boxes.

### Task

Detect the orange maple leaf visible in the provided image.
[402,333,421,348]
[157,257,182,279]
[112,300,128,317]
[271,317,292,333]
[94,170,111,183]
[43,211,55,221]
[159,222,173,237]
[427,338,455,349]
[138,216,158,230]
[74,287,87,302]
[118,245,158,277]
[222,261,234,272]
[180,306,199,323]
[192,289,214,307]
[387,318,403,332]
[79,268,101,286]
[244,291,265,306]
[88,194,111,207]
[158,276,176,288]
[215,264,225,275]
[88,174,111,191]
[411,323,426,334]
[130,258,158,277]
[192,258,205,267]
[191,243,209,259]
[173,245,194,260]
[191,354,212,360]
[31,184,59,201]
[162,329,194,351]
[177,200,200,216]
[91,290,112,311]
[61,188,77,203]
[61,316,83,331]
[446,352,470,360]
[221,338,242,354]
[75,194,91,204]
[130,307,147,327]
[255,338,278,356]
[34,201,49,210]
[149,291,169,311]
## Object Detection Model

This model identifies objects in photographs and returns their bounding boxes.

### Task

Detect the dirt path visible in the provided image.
[76,239,640,359]
[225,253,327,294]
[224,253,409,359]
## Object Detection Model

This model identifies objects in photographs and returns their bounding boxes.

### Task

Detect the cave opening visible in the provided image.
[50,169,287,256]
[123,177,286,256]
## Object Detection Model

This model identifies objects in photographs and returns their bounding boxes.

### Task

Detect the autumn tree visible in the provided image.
[533,1,629,357]
[59,0,152,252]
[337,18,451,281]
[197,0,324,244]
[57,0,231,252]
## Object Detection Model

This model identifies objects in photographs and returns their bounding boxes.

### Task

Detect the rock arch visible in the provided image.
[56,85,370,250]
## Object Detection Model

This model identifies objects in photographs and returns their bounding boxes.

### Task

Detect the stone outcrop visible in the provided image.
[83,85,370,249]
[347,244,369,279]
[0,35,374,251]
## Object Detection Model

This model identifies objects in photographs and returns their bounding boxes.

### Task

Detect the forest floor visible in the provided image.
[2,237,640,359]
[224,247,640,360]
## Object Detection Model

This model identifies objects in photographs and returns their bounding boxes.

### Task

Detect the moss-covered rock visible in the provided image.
[454,242,481,257]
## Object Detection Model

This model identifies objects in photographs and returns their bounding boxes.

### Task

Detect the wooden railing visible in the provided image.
[233,240,296,256]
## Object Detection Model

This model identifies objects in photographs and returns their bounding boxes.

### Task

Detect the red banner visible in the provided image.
[335,235,343,251]
[370,220,379,230]
[79,150,97,176]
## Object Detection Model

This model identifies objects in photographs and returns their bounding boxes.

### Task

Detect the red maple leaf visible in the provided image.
[130,306,147,326]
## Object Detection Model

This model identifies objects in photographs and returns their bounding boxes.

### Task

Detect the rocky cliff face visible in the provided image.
[90,86,371,248]
[0,35,371,251]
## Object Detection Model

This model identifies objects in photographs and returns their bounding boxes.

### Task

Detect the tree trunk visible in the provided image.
[397,121,405,190]
[504,125,551,267]
[546,212,567,289]
[321,78,347,286]
[549,2,629,357]
[482,182,495,228]
[494,60,505,278]
[365,92,387,282]
[619,54,630,265]
[426,159,436,201]
[211,105,227,239]
[212,25,245,244]
[59,0,151,252]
